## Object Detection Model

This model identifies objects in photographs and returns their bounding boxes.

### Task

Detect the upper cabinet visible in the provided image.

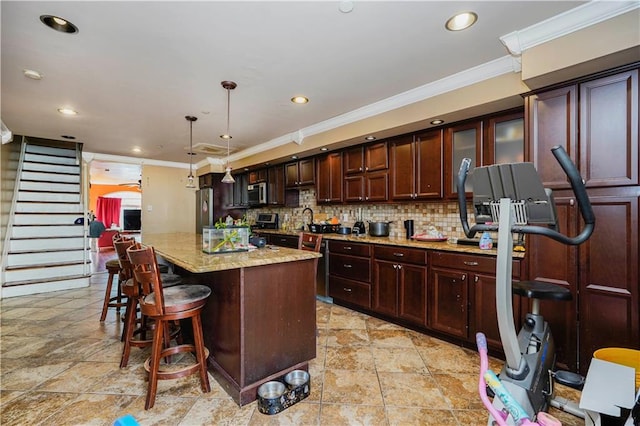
[231,172,249,208]
[267,164,285,206]
[485,111,524,165]
[316,152,343,203]
[445,121,482,198]
[344,141,389,202]
[248,169,267,184]
[390,131,442,200]
[285,158,315,188]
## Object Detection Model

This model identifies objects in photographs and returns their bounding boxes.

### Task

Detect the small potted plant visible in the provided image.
[202,215,250,254]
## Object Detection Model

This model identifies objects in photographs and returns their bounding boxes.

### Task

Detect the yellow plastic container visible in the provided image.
[593,347,640,389]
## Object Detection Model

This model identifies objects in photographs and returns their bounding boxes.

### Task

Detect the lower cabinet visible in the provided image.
[269,234,299,248]
[328,241,372,309]
[373,245,428,327]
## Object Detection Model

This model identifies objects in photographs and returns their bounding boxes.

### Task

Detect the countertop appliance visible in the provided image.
[248,182,267,206]
[254,213,279,229]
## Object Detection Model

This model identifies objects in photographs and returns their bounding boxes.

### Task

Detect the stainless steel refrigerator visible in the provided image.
[196,188,214,233]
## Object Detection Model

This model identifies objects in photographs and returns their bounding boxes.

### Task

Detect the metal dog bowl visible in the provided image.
[258,381,285,399]
[284,370,309,388]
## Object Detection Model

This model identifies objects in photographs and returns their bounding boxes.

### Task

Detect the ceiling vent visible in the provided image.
[189,143,236,156]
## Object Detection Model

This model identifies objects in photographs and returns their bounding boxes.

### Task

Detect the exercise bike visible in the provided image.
[456,145,595,424]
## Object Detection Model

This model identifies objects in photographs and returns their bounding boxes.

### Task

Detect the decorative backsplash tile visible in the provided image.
[244,188,476,239]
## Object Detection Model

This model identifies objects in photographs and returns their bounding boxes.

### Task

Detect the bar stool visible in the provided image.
[127,243,211,410]
[100,259,125,322]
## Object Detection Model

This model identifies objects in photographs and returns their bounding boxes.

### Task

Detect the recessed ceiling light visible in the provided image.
[364,136,376,141]
[430,119,445,125]
[445,12,477,31]
[339,1,354,13]
[291,155,298,159]
[40,15,79,34]
[61,135,76,140]
[23,69,43,80]
[57,108,78,116]
[291,96,309,104]
[132,147,142,153]
[320,147,328,151]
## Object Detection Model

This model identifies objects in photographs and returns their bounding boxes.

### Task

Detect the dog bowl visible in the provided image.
[258,381,285,399]
[284,370,310,388]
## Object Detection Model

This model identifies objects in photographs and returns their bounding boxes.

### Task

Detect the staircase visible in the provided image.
[2,141,90,298]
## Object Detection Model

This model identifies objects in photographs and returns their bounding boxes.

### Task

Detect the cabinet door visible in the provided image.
[316,153,342,203]
[365,171,388,202]
[248,169,267,184]
[365,141,388,172]
[579,193,639,374]
[415,129,442,198]
[526,196,578,371]
[527,86,578,189]
[232,173,248,207]
[579,70,639,187]
[398,263,428,327]
[344,175,364,202]
[486,112,524,165]
[285,162,299,187]
[267,165,284,205]
[429,267,469,339]
[445,121,482,198]
[390,136,415,200]
[373,260,399,317]
[298,159,315,186]
[270,234,298,248]
[343,146,364,175]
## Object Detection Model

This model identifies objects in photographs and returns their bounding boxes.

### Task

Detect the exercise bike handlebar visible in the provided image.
[457,145,595,245]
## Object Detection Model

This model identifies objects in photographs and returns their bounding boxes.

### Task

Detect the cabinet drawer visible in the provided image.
[329,253,371,282]
[328,240,371,257]
[329,276,371,309]
[374,245,427,265]
[430,251,520,276]
[270,234,299,249]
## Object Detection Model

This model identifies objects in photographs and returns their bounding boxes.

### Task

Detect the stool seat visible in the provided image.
[106,259,120,269]
[160,273,183,287]
[143,285,211,314]
[512,280,572,301]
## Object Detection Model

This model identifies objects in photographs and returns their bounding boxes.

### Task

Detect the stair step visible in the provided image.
[25,144,77,158]
[6,249,88,267]
[4,262,90,283]
[24,153,77,166]
[18,192,80,203]
[19,181,80,192]
[13,213,83,225]
[22,162,80,174]
[21,171,80,184]
[15,202,84,214]
[9,236,87,251]
[1,276,90,298]
[11,224,84,238]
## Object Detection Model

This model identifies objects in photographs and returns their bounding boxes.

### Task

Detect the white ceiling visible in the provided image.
[1,1,628,184]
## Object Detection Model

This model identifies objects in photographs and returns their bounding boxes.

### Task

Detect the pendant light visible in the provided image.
[220,81,237,184]
[185,115,197,188]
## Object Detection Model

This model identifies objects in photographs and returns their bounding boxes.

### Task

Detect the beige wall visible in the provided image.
[0,136,22,251]
[140,165,195,235]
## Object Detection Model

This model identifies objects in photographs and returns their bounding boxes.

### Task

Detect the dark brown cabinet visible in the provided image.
[248,169,267,184]
[285,159,315,188]
[328,241,372,309]
[526,66,640,374]
[390,131,442,200]
[316,152,343,203]
[373,245,428,327]
[269,233,299,248]
[344,141,389,202]
[198,173,214,189]
[444,121,482,199]
[231,173,248,207]
[267,165,285,206]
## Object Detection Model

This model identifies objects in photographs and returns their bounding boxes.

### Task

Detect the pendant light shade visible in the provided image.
[220,81,236,184]
[185,115,197,188]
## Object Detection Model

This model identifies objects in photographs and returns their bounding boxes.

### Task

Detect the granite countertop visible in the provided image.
[253,229,526,258]
[141,232,321,273]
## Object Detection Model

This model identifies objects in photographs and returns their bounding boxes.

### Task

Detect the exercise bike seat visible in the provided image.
[512,280,572,301]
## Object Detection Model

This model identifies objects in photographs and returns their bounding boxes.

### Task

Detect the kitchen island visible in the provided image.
[141,232,321,406]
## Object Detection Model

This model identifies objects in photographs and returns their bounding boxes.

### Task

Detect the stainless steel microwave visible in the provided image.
[247,182,267,206]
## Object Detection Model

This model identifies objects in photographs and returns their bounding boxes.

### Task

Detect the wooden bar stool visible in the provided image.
[100,259,125,321]
[127,243,211,410]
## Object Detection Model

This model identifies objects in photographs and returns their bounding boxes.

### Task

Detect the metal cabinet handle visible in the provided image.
[474,275,479,283]
[463,261,478,266]
[343,287,352,292]
[343,246,352,250]
[397,264,402,270]
[393,252,404,257]
[343,264,353,268]
[570,198,575,206]
[461,274,466,281]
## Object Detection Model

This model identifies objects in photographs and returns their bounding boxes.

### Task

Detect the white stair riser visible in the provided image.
[23,162,79,174]
[20,181,79,192]
[15,202,83,214]
[12,225,84,238]
[24,153,77,165]
[25,144,77,158]
[9,237,86,251]
[22,171,79,184]
[7,250,87,267]
[4,263,88,283]
[13,214,81,225]
[18,192,80,202]
[1,277,90,298]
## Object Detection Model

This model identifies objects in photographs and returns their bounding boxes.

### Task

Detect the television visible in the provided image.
[123,209,141,231]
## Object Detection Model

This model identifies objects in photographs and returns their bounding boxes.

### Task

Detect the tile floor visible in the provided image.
[1,262,582,425]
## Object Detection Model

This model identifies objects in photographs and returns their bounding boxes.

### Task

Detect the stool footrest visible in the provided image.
[512,280,572,301]
[144,345,210,380]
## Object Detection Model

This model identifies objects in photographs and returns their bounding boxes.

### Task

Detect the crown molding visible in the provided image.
[83,151,190,169]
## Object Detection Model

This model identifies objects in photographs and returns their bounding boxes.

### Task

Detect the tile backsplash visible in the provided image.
[243,188,475,239]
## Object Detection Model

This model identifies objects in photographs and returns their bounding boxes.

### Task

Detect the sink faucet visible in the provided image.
[302,207,314,227]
